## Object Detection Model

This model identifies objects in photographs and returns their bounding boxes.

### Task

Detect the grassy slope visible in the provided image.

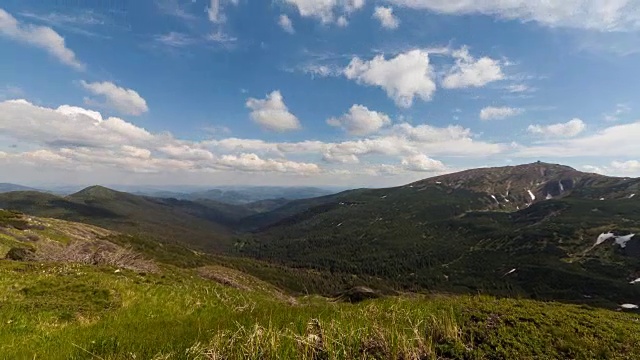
[0,188,251,252]
[2,261,640,360]
[2,211,640,359]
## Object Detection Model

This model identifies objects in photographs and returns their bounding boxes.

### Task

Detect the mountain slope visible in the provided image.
[0,187,250,251]
[0,183,39,193]
[240,163,640,307]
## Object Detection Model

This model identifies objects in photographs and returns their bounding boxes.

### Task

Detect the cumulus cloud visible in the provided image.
[0,99,318,176]
[0,8,84,70]
[278,14,295,34]
[527,118,586,138]
[246,91,301,132]
[516,121,640,158]
[283,0,365,24]
[327,105,391,136]
[401,154,446,172]
[386,0,640,31]
[480,106,523,120]
[217,153,319,173]
[80,81,149,116]
[344,49,436,108]
[373,6,400,29]
[442,47,504,89]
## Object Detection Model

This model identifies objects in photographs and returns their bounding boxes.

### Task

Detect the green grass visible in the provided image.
[1,261,639,360]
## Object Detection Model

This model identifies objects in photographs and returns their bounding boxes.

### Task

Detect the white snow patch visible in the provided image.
[596,233,636,248]
[615,234,635,248]
[435,181,442,185]
[527,190,536,202]
[600,198,605,201]
[621,304,639,309]
[629,278,640,285]
[504,268,516,276]
[381,195,387,199]
[559,181,565,192]
[337,222,343,227]
[491,195,498,203]
[545,193,553,200]
[629,194,636,199]
[596,232,616,245]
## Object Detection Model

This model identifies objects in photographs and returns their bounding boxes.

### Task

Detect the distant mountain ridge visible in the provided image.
[0,183,39,193]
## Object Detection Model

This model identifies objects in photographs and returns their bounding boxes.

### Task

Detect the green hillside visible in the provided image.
[239,164,640,307]
[0,186,250,252]
[1,211,639,359]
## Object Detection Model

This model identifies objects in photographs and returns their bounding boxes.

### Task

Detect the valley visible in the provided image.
[2,162,640,359]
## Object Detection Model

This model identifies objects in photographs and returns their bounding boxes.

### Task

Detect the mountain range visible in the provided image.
[1,162,639,307]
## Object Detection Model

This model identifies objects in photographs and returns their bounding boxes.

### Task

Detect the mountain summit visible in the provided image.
[413,162,638,210]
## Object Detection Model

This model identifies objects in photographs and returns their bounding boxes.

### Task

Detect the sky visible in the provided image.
[1,0,640,188]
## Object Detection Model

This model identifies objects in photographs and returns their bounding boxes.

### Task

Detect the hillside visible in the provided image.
[240,163,640,307]
[0,187,248,251]
[2,210,640,359]
[0,183,39,193]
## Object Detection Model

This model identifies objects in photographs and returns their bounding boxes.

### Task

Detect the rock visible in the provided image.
[334,286,381,303]
[5,247,35,261]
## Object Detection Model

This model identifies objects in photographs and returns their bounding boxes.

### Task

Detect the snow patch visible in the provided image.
[435,181,442,185]
[559,181,565,192]
[527,190,536,202]
[600,198,605,201]
[491,195,498,203]
[504,268,516,276]
[615,234,635,248]
[629,278,640,285]
[380,195,387,199]
[629,194,636,199]
[596,232,615,245]
[596,232,636,248]
[545,193,553,200]
[621,304,639,309]
[337,222,343,227]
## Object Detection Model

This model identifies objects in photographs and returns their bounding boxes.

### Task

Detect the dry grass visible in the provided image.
[35,240,159,273]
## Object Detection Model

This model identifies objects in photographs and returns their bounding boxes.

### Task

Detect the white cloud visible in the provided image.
[217,153,319,173]
[604,103,631,122]
[327,105,391,136]
[158,144,214,161]
[386,0,640,31]
[81,81,149,116]
[506,84,532,93]
[0,8,84,70]
[344,49,436,108]
[278,14,295,34]
[442,47,504,89]
[401,154,446,172]
[516,121,640,158]
[0,99,318,176]
[207,0,239,24]
[206,31,237,44]
[527,118,586,138]
[336,16,349,27]
[154,32,195,47]
[246,91,301,132]
[373,6,400,29]
[611,160,640,172]
[283,0,365,24]
[480,106,523,120]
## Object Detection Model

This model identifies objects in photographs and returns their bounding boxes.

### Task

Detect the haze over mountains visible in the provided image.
[1,162,639,308]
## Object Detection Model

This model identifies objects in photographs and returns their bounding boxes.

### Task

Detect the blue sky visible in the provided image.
[1,0,640,188]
